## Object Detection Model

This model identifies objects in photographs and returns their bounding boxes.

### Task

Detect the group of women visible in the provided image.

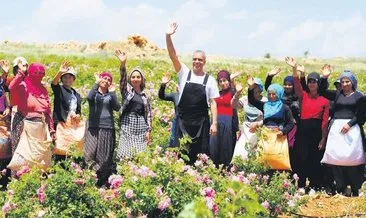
[193,57,365,196]
[0,52,364,194]
[0,50,152,187]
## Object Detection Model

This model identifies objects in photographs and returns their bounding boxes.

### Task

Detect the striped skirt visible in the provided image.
[117,113,148,161]
[84,127,115,186]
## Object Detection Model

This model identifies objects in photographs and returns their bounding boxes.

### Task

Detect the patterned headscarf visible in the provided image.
[264,84,284,119]
[340,70,357,91]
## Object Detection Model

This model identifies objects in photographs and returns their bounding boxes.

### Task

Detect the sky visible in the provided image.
[1,0,366,58]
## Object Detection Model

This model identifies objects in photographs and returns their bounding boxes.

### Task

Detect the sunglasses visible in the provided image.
[307,79,318,84]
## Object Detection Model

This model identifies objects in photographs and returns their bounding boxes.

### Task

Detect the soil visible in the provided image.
[291,194,366,217]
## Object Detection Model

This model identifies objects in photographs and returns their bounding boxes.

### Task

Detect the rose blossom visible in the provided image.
[158,197,171,211]
[125,189,134,199]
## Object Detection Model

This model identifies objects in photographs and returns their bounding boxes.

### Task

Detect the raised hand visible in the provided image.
[114,49,127,63]
[166,22,178,36]
[297,64,305,73]
[17,61,27,73]
[161,72,171,84]
[247,74,255,87]
[0,60,9,73]
[59,61,71,73]
[109,84,116,92]
[235,82,243,94]
[94,72,101,85]
[285,57,297,68]
[230,71,243,80]
[321,64,331,78]
[267,67,281,76]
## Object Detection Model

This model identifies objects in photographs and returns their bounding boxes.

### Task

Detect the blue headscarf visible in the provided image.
[283,76,294,86]
[339,70,357,91]
[264,84,284,119]
[254,78,264,92]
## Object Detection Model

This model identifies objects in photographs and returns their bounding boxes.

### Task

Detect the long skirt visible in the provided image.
[117,113,148,160]
[293,119,324,188]
[209,115,233,167]
[84,127,115,186]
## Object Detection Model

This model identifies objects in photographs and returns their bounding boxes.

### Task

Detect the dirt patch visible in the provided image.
[293,194,366,217]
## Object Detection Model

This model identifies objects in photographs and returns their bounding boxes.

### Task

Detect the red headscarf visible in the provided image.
[99,71,113,82]
[24,63,48,98]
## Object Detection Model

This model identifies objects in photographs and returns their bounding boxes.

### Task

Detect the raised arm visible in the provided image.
[319,64,336,100]
[231,82,243,109]
[52,61,71,85]
[115,50,128,96]
[8,61,27,91]
[264,67,281,91]
[247,75,264,111]
[292,65,303,100]
[297,64,308,91]
[0,60,10,86]
[158,72,175,102]
[165,22,181,73]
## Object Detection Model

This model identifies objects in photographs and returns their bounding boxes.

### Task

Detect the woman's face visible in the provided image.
[219,78,230,90]
[283,81,293,94]
[130,71,142,89]
[268,90,278,102]
[341,77,353,93]
[99,76,112,89]
[61,74,75,87]
[253,85,262,101]
[307,79,318,92]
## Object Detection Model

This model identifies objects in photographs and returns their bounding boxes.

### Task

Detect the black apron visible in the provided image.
[177,71,210,164]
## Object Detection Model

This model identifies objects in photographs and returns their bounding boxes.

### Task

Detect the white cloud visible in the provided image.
[276,15,366,57]
[247,20,276,39]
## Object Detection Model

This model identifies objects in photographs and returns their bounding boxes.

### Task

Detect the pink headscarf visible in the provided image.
[24,63,48,98]
[99,71,113,82]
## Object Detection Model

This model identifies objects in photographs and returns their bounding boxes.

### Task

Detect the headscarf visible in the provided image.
[128,68,146,91]
[12,57,28,67]
[339,70,357,91]
[217,70,230,83]
[264,84,284,119]
[254,78,264,92]
[99,71,113,82]
[283,76,294,86]
[24,63,48,98]
[282,75,297,105]
[244,78,265,121]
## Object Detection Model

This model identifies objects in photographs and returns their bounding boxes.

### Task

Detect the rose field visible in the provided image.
[0,41,365,217]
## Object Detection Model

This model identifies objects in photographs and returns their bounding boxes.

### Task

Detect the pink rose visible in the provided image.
[108,175,124,189]
[158,197,171,211]
[125,189,134,199]
[261,201,270,209]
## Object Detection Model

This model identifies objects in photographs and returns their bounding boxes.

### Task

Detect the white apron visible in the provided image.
[321,119,366,166]
[232,122,258,161]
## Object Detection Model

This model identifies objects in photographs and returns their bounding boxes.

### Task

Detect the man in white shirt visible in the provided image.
[165,22,219,164]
